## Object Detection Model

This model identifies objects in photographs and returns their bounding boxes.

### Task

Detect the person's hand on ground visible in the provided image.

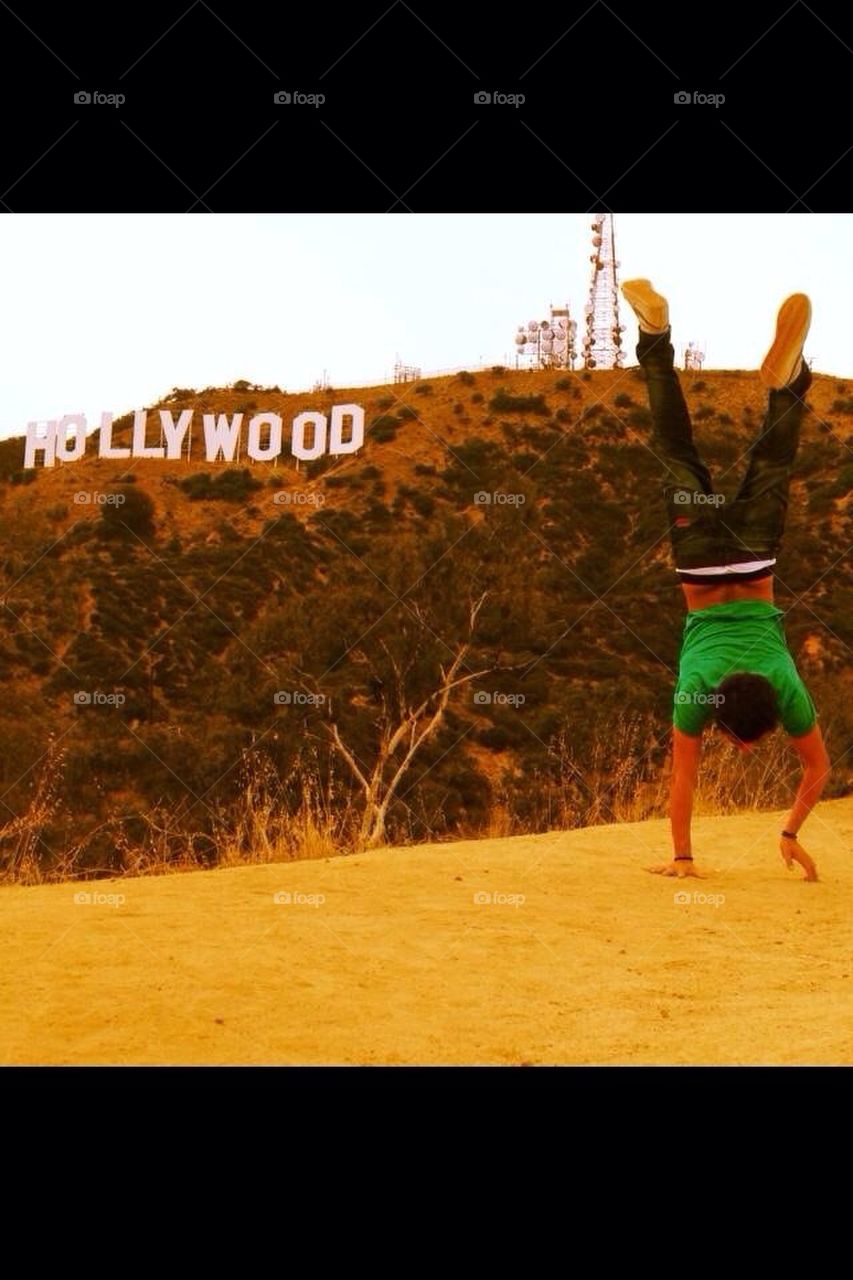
[645,859,706,878]
[780,835,819,882]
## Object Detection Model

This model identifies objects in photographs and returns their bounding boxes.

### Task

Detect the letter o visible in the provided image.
[291,411,327,460]
[247,412,282,460]
[55,414,87,462]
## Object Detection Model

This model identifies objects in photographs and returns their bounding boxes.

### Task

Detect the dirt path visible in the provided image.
[3,798,853,1064]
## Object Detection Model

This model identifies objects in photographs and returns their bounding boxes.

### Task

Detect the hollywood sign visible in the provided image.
[24,404,366,469]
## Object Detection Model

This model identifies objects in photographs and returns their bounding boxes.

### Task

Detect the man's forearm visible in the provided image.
[670,773,697,855]
[785,764,831,834]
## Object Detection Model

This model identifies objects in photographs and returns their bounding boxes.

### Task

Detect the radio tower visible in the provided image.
[582,213,626,370]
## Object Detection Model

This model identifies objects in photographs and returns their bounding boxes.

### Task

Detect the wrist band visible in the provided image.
[674,855,693,861]
[781,829,798,840]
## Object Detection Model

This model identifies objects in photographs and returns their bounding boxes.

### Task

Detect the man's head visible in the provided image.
[712,672,779,750]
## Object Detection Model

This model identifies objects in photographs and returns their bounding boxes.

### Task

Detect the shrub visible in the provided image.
[555,378,571,390]
[717,412,734,426]
[471,392,484,404]
[692,380,706,393]
[695,404,715,421]
[397,405,418,420]
[167,387,197,400]
[376,395,394,410]
[581,371,592,382]
[411,491,436,517]
[489,389,550,415]
[179,469,262,503]
[613,392,633,408]
[457,371,476,386]
[10,469,38,485]
[453,403,464,415]
[371,416,398,443]
[555,408,571,424]
[414,463,436,476]
[360,464,381,479]
[413,384,433,396]
[99,485,157,538]
[232,379,252,392]
[490,366,506,376]
[830,398,853,414]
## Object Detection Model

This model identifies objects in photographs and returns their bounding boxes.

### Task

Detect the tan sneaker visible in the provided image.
[621,278,669,334]
[760,293,811,389]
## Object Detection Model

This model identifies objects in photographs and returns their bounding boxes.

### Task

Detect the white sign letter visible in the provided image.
[203,413,243,462]
[159,410,194,460]
[247,413,282,461]
[98,412,131,460]
[55,414,88,462]
[24,420,57,468]
[329,403,364,455]
[291,411,327,461]
[132,410,165,459]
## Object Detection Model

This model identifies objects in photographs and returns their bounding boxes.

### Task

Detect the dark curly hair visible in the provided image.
[712,672,779,743]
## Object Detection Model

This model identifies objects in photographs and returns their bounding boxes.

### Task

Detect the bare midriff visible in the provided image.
[680,576,775,611]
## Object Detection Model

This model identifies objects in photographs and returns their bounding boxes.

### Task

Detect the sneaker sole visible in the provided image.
[621,279,669,333]
[760,293,811,389]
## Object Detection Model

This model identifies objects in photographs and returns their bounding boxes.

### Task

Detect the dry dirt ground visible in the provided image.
[3,797,853,1065]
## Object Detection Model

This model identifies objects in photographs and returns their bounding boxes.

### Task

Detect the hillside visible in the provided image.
[1,362,852,877]
[3,796,853,1065]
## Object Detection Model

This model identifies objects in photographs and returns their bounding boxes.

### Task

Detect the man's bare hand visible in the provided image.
[645,859,706,879]
[780,835,819,882]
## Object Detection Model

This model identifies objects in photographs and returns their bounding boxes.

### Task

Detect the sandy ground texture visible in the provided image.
[3,797,853,1066]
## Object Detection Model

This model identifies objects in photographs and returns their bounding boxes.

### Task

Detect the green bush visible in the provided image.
[99,485,157,538]
[613,392,633,408]
[489,389,550,415]
[179,469,263,503]
[397,406,418,421]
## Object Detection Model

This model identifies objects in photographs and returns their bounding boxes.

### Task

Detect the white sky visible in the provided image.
[1,213,850,440]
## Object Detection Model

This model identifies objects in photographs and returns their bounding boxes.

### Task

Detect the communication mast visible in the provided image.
[513,305,577,370]
[582,213,626,370]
